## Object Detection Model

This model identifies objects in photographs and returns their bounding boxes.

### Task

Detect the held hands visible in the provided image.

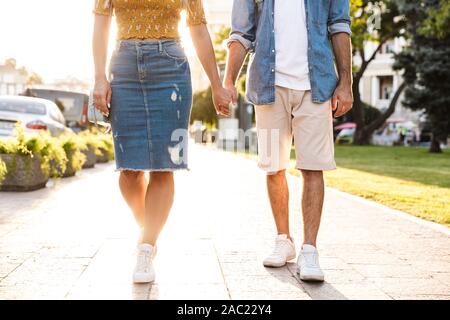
[332,82,353,118]
[93,76,112,117]
[212,84,233,117]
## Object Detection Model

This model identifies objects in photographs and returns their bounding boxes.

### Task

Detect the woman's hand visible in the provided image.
[93,77,111,116]
[212,85,232,117]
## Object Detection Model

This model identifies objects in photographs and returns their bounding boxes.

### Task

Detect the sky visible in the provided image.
[0,0,197,83]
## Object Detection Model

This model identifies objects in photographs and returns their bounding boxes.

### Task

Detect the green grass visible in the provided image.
[290,146,450,226]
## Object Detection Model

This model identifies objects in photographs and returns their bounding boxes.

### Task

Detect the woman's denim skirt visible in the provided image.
[109,39,192,171]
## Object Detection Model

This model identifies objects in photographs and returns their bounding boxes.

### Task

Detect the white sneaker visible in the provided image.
[263,234,296,267]
[297,244,325,282]
[133,243,156,283]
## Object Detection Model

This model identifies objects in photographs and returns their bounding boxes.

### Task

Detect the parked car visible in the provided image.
[0,96,70,137]
[335,128,355,145]
[22,88,89,132]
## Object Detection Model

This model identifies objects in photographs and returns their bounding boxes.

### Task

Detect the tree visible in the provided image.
[27,72,44,86]
[191,87,218,126]
[420,0,450,39]
[213,26,231,66]
[4,58,16,69]
[350,0,407,144]
[394,0,450,153]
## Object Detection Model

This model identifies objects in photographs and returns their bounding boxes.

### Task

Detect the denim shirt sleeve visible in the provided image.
[328,0,352,36]
[227,0,257,53]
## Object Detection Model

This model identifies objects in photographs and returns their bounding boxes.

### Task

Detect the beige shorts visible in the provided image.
[255,86,336,174]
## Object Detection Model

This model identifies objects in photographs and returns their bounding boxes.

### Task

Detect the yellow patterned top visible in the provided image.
[93,0,207,39]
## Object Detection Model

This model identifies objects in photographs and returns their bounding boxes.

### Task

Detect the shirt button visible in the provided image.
[272,49,275,53]
[271,69,275,72]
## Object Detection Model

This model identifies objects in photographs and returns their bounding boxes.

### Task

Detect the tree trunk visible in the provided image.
[353,82,407,145]
[351,41,387,145]
[429,134,442,153]
[352,80,369,145]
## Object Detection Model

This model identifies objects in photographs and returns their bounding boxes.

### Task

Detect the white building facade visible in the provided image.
[358,38,419,122]
[0,63,27,96]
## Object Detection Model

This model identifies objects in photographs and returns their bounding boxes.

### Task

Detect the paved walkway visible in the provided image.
[0,144,449,300]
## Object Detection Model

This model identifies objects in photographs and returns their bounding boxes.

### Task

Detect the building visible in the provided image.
[0,61,27,96]
[358,38,420,122]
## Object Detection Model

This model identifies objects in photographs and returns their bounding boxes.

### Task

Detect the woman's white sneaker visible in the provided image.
[263,234,296,267]
[133,243,156,283]
[297,244,325,282]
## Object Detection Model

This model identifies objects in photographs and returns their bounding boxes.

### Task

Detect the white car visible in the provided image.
[0,96,70,138]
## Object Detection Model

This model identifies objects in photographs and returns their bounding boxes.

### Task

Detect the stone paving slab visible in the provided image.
[0,144,449,300]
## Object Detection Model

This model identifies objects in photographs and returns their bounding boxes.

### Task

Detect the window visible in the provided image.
[0,99,46,115]
[49,105,65,124]
[380,41,395,54]
[379,76,393,100]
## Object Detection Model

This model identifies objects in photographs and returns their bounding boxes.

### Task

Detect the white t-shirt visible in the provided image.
[274,0,311,91]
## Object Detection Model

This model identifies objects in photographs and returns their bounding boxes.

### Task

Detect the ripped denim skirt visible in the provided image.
[109,39,192,171]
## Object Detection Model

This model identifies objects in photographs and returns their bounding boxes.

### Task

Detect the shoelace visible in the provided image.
[302,252,320,268]
[136,251,151,273]
[272,239,291,257]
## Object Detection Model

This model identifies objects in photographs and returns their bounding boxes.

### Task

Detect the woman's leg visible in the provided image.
[119,170,147,228]
[142,172,175,245]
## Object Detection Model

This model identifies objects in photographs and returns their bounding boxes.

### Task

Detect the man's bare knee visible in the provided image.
[267,169,286,181]
[301,170,323,181]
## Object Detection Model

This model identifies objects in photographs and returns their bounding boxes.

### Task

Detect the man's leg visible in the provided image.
[300,170,324,247]
[255,86,296,268]
[267,170,290,237]
[292,90,336,281]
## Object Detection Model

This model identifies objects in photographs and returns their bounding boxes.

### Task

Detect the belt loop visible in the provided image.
[158,41,163,53]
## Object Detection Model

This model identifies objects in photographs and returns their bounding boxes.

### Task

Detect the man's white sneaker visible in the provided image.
[297,244,325,282]
[263,234,296,267]
[133,243,156,283]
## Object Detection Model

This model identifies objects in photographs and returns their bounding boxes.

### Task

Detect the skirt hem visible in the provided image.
[115,167,190,173]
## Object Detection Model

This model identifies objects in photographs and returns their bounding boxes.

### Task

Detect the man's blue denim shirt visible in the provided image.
[228,0,351,105]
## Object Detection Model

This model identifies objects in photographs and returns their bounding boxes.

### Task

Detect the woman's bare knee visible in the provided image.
[150,171,174,182]
[120,170,145,182]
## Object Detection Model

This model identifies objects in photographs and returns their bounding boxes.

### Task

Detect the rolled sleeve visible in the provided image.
[328,0,352,36]
[227,0,257,53]
[228,34,255,52]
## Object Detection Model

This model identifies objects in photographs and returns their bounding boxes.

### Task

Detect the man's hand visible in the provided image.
[212,85,232,117]
[93,77,111,116]
[223,80,238,105]
[332,82,353,118]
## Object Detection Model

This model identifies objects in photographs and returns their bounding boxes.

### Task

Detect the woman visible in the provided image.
[92,0,231,283]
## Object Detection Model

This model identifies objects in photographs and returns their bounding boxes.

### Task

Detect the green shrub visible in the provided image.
[0,158,6,184]
[60,134,87,174]
[0,125,68,179]
[78,130,105,157]
[0,125,113,183]
[93,133,114,161]
[36,134,68,178]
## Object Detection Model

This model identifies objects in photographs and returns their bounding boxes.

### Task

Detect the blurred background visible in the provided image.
[0,0,449,226]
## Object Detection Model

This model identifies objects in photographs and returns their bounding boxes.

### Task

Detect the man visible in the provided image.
[224,0,353,281]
